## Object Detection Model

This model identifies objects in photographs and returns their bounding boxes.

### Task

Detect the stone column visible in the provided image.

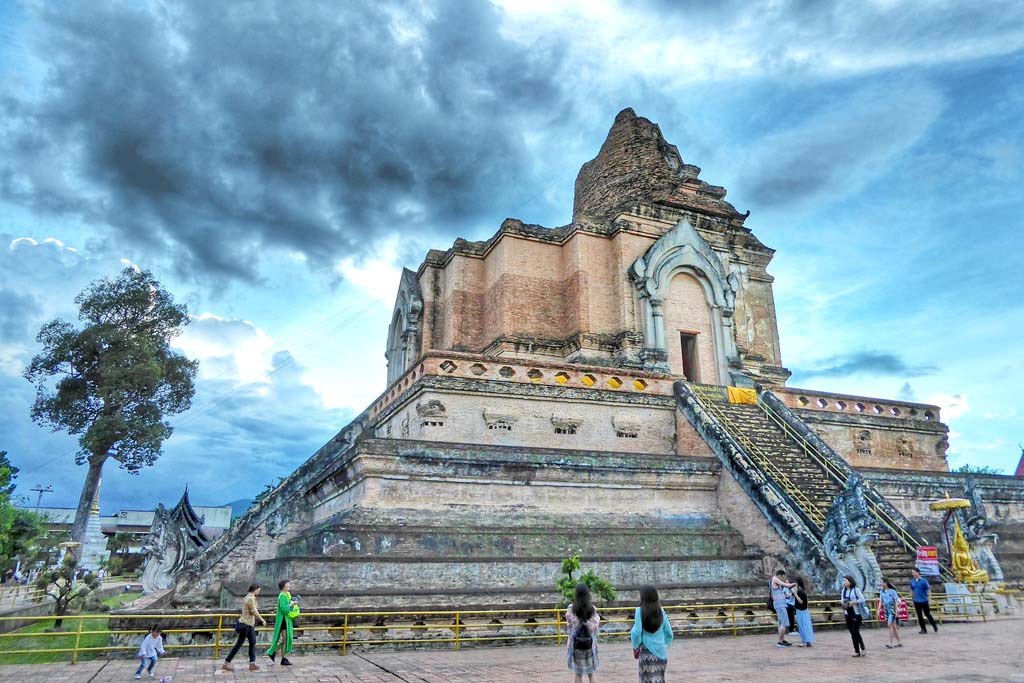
[651,297,666,350]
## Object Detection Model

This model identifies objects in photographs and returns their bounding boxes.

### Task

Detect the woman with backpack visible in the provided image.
[222,584,267,672]
[880,578,903,649]
[841,575,868,657]
[565,583,600,683]
[630,585,673,683]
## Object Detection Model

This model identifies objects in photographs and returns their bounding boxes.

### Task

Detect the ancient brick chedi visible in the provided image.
[175,109,1024,608]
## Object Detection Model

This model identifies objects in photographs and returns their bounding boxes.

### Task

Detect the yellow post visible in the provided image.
[454,612,461,651]
[555,608,562,646]
[71,614,84,665]
[731,605,737,637]
[213,614,223,661]
[342,614,349,656]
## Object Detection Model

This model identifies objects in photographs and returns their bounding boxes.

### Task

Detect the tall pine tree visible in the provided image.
[24,268,198,557]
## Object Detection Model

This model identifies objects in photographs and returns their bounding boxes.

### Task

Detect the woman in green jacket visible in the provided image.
[267,579,298,665]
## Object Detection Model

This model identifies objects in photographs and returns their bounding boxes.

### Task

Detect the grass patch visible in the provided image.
[103,592,142,609]
[0,615,119,664]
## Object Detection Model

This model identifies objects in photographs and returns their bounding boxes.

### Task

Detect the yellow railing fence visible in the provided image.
[0,595,993,663]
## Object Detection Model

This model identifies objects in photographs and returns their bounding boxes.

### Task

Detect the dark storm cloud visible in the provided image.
[794,351,937,380]
[0,289,38,342]
[0,1,568,281]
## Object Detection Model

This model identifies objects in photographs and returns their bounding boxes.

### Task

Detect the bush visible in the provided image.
[556,555,616,606]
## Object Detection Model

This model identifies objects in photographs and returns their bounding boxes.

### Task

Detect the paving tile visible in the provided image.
[0,619,1020,682]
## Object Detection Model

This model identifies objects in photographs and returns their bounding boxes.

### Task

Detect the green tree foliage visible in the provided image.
[23,268,198,556]
[34,556,100,628]
[557,554,617,606]
[954,464,1005,475]
[105,532,135,555]
[0,451,47,568]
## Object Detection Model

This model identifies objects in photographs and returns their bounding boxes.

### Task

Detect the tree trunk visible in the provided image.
[69,456,106,561]
[54,603,67,629]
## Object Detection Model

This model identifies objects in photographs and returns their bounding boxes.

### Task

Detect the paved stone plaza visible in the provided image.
[1,619,1020,683]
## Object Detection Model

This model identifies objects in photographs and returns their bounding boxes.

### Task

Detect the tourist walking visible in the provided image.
[880,578,903,649]
[134,625,165,679]
[770,569,797,647]
[794,577,814,647]
[841,575,867,657]
[630,585,673,683]
[266,579,298,665]
[223,584,267,672]
[909,568,938,634]
[565,583,600,683]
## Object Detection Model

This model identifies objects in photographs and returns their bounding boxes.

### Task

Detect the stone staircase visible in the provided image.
[707,402,838,529]
[680,383,931,590]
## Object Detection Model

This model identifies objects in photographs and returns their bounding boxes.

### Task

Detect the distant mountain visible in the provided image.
[221,498,254,519]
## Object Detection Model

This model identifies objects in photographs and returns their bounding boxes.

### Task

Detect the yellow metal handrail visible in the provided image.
[0,595,991,661]
[758,399,956,582]
[687,384,826,529]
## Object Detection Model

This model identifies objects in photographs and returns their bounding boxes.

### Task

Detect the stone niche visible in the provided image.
[376,388,677,455]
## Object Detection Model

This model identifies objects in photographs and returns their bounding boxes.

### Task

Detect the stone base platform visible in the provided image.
[252,509,766,608]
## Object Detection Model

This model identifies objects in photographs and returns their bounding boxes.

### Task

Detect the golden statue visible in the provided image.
[929,495,990,584]
[951,516,989,583]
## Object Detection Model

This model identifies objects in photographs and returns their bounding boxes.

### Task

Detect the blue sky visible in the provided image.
[0,0,1021,513]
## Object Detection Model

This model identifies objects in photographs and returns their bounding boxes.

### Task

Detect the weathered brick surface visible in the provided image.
[412,109,786,378]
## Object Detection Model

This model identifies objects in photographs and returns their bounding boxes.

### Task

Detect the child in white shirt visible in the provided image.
[135,625,166,679]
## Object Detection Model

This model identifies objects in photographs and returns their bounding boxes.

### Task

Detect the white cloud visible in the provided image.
[926,393,969,421]
[173,314,277,384]
[334,237,403,303]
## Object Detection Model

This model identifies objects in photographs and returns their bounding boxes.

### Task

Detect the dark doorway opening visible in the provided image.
[680,333,698,381]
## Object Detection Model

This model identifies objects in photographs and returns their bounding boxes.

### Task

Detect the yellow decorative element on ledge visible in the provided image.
[726,386,758,405]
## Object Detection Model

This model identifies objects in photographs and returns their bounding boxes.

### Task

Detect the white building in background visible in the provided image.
[29,503,233,554]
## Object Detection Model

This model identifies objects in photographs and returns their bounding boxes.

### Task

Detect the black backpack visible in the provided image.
[573,620,592,650]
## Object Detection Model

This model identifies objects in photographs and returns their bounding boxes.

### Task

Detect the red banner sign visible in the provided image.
[916,546,940,576]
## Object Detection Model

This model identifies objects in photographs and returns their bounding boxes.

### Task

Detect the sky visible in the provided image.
[0,0,1021,513]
